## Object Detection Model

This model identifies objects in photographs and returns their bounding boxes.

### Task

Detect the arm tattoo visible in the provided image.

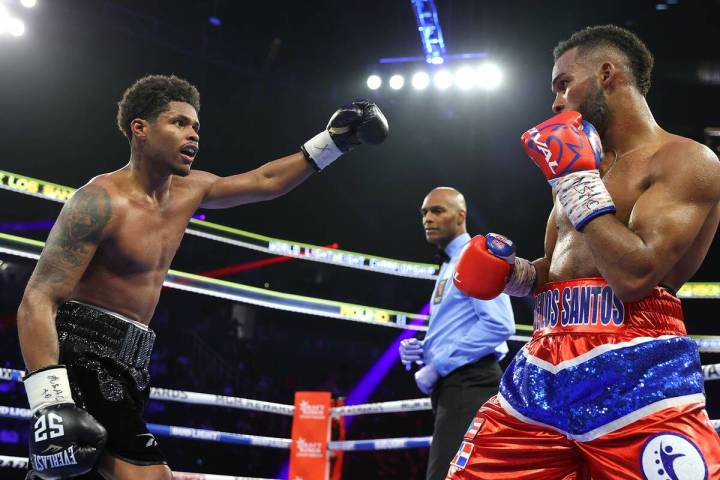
[29,185,112,289]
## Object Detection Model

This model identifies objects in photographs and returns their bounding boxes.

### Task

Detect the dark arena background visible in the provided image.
[1,1,719,479]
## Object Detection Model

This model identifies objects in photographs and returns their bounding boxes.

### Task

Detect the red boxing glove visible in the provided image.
[520,112,615,231]
[453,234,513,300]
[520,111,603,181]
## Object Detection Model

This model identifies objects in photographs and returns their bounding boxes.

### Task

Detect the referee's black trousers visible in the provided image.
[426,355,503,480]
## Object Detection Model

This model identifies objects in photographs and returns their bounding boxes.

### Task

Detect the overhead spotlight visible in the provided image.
[411,71,430,90]
[430,56,445,65]
[0,9,10,35]
[477,63,502,90]
[8,18,25,37]
[389,74,405,90]
[433,69,453,90]
[455,67,476,90]
[366,74,382,90]
[20,0,37,8]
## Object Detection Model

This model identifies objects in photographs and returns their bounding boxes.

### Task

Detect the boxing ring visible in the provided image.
[0,169,719,479]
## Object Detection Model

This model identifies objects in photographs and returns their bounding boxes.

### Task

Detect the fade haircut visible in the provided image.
[116,74,201,141]
[553,25,654,96]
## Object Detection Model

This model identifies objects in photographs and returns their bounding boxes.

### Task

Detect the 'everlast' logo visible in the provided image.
[31,445,78,471]
[533,285,624,330]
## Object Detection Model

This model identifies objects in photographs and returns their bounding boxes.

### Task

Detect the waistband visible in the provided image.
[56,301,156,370]
[532,277,685,337]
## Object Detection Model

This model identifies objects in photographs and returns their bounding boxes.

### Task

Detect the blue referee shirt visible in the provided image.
[423,233,515,377]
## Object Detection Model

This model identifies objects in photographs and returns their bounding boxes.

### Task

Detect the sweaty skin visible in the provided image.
[533,48,720,300]
[17,101,315,372]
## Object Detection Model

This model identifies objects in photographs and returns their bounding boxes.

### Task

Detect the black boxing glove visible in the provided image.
[24,366,107,479]
[301,100,389,170]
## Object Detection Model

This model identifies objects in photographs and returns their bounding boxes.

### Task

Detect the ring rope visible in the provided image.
[0,406,434,450]
[329,436,432,451]
[331,398,431,416]
[5,168,720,294]
[0,407,291,449]
[0,232,431,331]
[0,170,439,279]
[2,233,718,343]
[0,455,279,480]
[4,361,720,415]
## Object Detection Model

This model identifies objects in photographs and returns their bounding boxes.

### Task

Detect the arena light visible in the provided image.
[366,74,382,90]
[8,18,24,37]
[20,0,37,8]
[411,71,430,90]
[389,74,405,90]
[455,66,476,90]
[433,69,453,90]
[0,6,8,27]
[477,63,502,90]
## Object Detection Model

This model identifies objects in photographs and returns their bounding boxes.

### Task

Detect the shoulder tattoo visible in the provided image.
[30,185,112,287]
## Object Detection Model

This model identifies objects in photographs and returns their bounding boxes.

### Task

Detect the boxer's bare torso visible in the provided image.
[545,132,720,292]
[45,168,215,325]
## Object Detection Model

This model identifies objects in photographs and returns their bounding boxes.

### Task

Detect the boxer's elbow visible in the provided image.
[610,272,657,303]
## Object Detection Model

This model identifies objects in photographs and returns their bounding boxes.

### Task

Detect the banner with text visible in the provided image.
[289,391,332,480]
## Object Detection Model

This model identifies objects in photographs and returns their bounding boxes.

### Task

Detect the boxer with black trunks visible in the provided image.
[449,25,720,479]
[16,75,388,479]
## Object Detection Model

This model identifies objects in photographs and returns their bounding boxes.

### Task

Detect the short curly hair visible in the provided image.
[553,25,654,96]
[116,74,201,141]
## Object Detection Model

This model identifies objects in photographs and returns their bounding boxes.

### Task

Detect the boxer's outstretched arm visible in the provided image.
[582,141,720,301]
[17,184,111,371]
[199,152,315,209]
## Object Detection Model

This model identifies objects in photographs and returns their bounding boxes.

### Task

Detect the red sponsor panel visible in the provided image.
[289,391,332,480]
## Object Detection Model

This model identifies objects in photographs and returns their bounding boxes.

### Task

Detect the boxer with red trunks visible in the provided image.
[448,25,720,479]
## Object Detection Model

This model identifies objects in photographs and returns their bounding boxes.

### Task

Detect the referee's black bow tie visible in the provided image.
[434,249,450,263]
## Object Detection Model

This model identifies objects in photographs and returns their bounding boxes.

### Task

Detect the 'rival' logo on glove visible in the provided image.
[525,127,557,173]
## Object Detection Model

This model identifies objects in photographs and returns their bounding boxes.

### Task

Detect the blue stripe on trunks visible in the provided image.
[498,336,704,435]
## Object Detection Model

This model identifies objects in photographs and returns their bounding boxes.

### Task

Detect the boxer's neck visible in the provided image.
[602,89,662,155]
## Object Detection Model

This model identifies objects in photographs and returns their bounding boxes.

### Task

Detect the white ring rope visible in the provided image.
[0,455,279,480]
[0,170,439,279]
[329,436,432,451]
[332,398,431,416]
[0,368,294,415]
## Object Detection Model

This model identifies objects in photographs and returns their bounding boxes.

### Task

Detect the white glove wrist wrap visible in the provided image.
[302,130,343,170]
[504,257,536,297]
[551,170,616,231]
[24,365,74,413]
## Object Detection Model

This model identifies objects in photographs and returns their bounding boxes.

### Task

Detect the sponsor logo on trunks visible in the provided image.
[463,418,484,440]
[450,441,474,470]
[640,432,707,480]
[533,285,624,330]
[298,400,325,419]
[295,437,323,458]
[31,445,78,471]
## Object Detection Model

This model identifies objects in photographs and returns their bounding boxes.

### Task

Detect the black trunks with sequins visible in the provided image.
[56,301,166,466]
